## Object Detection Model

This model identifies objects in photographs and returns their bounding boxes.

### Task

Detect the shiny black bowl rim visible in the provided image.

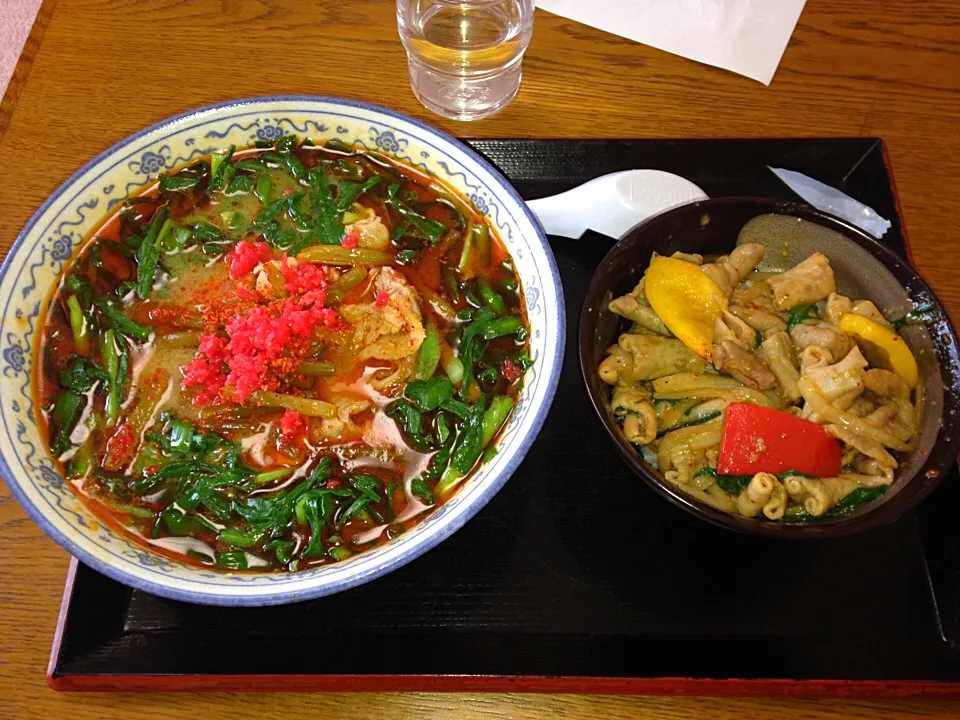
[578,197,960,539]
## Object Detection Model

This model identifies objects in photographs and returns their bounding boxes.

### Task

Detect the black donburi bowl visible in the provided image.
[579,197,960,538]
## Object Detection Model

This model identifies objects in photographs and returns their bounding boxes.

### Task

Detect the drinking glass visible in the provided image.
[397,0,535,121]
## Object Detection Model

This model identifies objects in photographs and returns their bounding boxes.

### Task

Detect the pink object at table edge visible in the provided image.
[0,0,43,99]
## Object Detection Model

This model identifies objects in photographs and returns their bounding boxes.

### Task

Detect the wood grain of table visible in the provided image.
[1,0,959,717]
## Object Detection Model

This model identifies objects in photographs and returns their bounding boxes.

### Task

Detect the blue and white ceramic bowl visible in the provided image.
[0,96,563,606]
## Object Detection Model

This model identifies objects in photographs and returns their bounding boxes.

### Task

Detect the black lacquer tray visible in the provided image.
[47,138,960,695]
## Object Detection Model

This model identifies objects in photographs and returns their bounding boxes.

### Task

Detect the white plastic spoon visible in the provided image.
[526,169,709,239]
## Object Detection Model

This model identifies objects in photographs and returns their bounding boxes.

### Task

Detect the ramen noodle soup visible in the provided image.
[36,136,530,572]
[599,244,924,523]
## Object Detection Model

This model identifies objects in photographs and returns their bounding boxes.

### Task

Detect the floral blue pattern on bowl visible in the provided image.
[0,96,564,606]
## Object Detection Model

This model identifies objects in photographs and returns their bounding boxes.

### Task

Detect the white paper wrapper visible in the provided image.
[770,167,892,239]
[536,0,807,84]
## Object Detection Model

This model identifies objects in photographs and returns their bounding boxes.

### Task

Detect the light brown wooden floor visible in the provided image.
[2,1,959,717]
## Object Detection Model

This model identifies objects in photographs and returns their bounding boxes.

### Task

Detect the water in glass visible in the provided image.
[397,0,535,121]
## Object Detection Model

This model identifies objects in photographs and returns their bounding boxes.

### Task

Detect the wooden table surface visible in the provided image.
[2,0,960,717]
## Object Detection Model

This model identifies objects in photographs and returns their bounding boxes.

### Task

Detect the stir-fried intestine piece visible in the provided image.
[862,401,916,444]
[611,385,652,407]
[825,292,854,325]
[760,331,801,403]
[799,345,833,371]
[864,368,910,399]
[704,446,720,468]
[863,369,917,441]
[598,346,634,385]
[599,334,706,385]
[652,373,744,394]
[763,482,788,520]
[894,399,918,442]
[657,420,723,474]
[728,304,787,335]
[745,291,779,314]
[735,473,789,521]
[782,475,822,514]
[665,468,693,486]
[826,423,898,469]
[801,347,868,411]
[826,293,892,328]
[862,402,896,427]
[784,475,862,516]
[857,457,895,485]
[674,482,739,513]
[768,252,836,310]
[712,340,777,391]
[789,322,853,361]
[713,310,757,348]
[343,204,391,250]
[798,376,909,451]
[700,243,765,296]
[609,294,671,335]
[851,300,891,328]
[611,386,657,445]
[737,472,779,518]
[731,278,770,307]
[628,277,649,305]
[846,395,876,418]
[671,251,704,265]
[838,473,893,488]
[711,317,736,347]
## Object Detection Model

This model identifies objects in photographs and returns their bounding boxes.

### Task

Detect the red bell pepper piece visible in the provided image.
[716,403,842,478]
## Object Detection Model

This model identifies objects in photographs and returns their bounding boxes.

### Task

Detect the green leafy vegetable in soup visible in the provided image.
[35,136,530,572]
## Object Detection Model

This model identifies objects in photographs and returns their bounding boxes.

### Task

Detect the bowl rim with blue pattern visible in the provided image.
[0,95,564,606]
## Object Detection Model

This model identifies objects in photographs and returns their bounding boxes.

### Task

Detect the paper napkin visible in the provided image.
[536,0,807,85]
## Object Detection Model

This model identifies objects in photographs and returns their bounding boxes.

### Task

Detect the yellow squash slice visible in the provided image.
[644,255,728,362]
[838,313,919,388]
